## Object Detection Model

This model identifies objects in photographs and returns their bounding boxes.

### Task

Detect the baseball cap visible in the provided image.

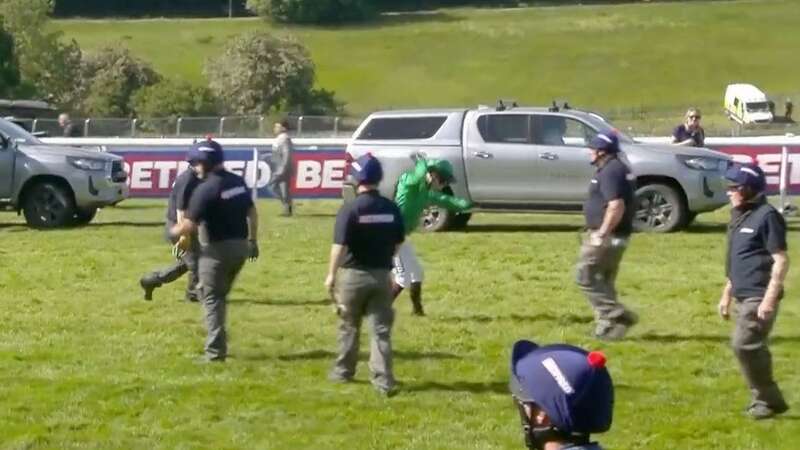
[725,163,766,192]
[427,159,456,183]
[350,153,383,185]
[510,340,614,434]
[187,139,224,166]
[588,132,620,154]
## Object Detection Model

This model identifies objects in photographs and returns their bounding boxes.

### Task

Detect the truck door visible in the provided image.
[530,114,597,202]
[0,134,15,198]
[463,113,546,203]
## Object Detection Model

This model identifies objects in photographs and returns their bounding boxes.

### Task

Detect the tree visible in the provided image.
[0,0,83,108]
[205,31,314,115]
[245,0,375,24]
[0,18,20,96]
[79,45,161,116]
[132,79,219,118]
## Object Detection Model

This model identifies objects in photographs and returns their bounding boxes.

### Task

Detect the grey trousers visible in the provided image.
[269,173,292,209]
[732,297,787,409]
[332,268,395,390]
[198,239,249,360]
[575,236,632,328]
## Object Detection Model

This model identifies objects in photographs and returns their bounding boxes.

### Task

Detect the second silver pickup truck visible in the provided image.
[345,105,731,232]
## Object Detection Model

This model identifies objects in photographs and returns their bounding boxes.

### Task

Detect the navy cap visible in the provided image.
[725,163,766,192]
[350,153,383,185]
[589,132,620,153]
[510,340,613,434]
[187,139,224,166]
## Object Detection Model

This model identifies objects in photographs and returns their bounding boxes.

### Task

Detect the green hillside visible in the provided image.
[53,1,800,125]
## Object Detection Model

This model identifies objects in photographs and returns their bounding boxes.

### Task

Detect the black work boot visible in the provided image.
[139,274,160,301]
[410,282,425,316]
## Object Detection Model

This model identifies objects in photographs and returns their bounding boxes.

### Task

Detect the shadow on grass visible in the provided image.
[402,380,507,394]
[273,349,460,362]
[300,11,462,31]
[86,221,165,228]
[113,203,165,210]
[464,224,583,234]
[438,312,592,325]
[298,213,338,218]
[631,333,800,344]
[230,298,330,307]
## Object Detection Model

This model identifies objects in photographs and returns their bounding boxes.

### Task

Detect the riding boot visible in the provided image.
[139,273,161,301]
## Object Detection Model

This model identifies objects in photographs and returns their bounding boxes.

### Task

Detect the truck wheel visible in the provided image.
[682,211,699,228]
[23,182,77,229]
[633,183,686,233]
[73,207,98,226]
[421,187,472,232]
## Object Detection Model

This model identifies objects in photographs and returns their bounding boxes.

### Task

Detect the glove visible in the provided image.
[172,235,191,259]
[248,240,259,262]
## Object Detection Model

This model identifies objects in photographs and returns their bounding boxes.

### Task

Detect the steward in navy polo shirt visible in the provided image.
[171,139,260,362]
[186,170,253,242]
[576,132,639,341]
[718,163,789,420]
[333,191,405,270]
[583,156,635,237]
[325,154,404,396]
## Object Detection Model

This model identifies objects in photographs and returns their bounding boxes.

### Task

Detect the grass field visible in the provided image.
[52,0,800,130]
[1,199,799,449]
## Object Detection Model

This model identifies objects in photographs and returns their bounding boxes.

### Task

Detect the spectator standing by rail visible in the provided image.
[672,108,705,147]
[58,113,82,138]
[269,119,294,217]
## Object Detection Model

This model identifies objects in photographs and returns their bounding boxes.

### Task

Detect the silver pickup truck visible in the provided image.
[0,118,128,228]
[345,106,731,232]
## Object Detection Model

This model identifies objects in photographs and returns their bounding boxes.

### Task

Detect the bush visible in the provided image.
[79,45,161,116]
[288,88,344,116]
[0,0,83,109]
[132,79,219,118]
[205,31,315,115]
[246,0,375,24]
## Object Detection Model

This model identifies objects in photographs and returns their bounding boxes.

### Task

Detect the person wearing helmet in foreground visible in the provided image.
[718,162,790,419]
[392,154,473,315]
[510,340,613,450]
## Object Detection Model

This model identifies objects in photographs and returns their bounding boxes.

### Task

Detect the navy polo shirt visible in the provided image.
[727,201,787,299]
[166,168,201,223]
[334,190,405,270]
[583,157,635,237]
[673,124,705,147]
[185,170,254,242]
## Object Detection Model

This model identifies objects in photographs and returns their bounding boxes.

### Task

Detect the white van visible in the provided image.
[724,84,774,124]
